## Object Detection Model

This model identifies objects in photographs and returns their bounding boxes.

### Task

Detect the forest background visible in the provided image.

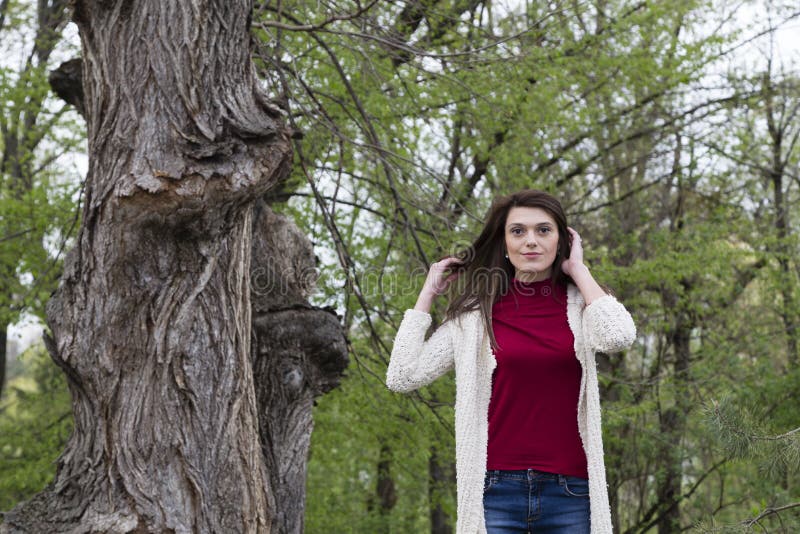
[1,0,799,532]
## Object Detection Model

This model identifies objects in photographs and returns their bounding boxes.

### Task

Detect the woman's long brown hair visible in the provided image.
[443,189,573,350]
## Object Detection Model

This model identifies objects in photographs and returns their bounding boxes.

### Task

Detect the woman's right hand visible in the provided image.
[415,257,463,312]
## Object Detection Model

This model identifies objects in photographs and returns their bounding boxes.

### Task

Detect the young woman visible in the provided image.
[386,189,636,533]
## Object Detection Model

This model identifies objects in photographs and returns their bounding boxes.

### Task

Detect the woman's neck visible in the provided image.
[514,269,552,283]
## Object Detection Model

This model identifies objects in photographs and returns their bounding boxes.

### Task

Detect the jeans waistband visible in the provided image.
[485,469,559,481]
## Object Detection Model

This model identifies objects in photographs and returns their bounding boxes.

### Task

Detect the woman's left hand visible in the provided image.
[560,227,585,277]
[561,227,608,305]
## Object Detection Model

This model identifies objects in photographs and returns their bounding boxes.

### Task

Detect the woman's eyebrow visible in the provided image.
[507,222,553,227]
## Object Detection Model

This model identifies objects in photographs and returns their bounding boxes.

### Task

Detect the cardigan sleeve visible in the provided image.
[386,309,455,393]
[581,294,636,353]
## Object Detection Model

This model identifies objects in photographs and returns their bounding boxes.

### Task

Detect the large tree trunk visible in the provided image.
[1,1,294,532]
[249,202,349,533]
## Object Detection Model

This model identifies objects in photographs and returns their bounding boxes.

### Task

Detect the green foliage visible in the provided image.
[259,0,800,530]
[707,393,800,482]
[0,0,83,328]
[305,366,456,533]
[0,0,82,516]
[0,343,72,512]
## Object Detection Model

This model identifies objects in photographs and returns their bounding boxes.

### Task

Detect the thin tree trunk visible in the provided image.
[368,441,397,531]
[429,447,453,534]
[1,1,293,532]
[378,443,397,512]
[0,0,11,35]
[765,80,798,367]
[0,0,69,392]
[763,71,798,497]
[656,288,693,534]
[0,324,6,400]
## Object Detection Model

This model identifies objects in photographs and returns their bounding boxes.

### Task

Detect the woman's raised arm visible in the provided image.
[386,257,463,392]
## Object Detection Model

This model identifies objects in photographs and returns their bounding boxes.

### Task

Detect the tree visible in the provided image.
[2,0,347,532]
[691,28,800,529]
[0,0,79,400]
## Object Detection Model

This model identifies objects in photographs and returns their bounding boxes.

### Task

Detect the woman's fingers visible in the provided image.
[427,257,463,295]
[563,228,584,275]
[438,256,463,268]
[567,227,583,253]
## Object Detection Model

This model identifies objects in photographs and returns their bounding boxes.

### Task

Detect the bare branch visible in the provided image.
[743,501,800,527]
[0,228,35,243]
[258,0,380,32]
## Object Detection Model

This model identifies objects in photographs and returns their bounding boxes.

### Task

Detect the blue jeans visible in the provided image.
[483,469,590,533]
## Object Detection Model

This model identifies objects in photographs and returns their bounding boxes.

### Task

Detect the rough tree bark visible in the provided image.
[0,0,333,531]
[249,202,348,533]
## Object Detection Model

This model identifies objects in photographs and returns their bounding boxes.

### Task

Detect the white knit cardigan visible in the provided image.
[386,285,636,534]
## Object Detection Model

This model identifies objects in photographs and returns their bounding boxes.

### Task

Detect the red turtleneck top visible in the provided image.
[486,278,588,479]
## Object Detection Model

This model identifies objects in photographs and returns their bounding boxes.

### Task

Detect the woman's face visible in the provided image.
[504,206,560,283]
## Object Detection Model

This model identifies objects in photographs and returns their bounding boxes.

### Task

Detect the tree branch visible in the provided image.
[630,459,729,533]
[258,0,380,32]
[743,501,800,527]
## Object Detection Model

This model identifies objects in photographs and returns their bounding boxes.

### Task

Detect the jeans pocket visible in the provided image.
[560,476,589,497]
[483,473,497,493]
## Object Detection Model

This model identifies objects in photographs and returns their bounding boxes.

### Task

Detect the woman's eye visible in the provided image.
[538,227,551,234]
[511,228,523,235]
